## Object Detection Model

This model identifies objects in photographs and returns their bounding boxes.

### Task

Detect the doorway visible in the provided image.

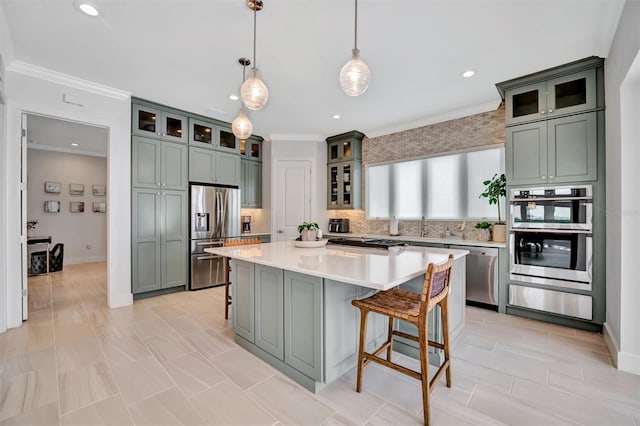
[22,113,109,320]
[273,159,312,241]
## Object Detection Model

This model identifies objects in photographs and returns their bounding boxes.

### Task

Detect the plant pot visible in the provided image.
[492,223,506,243]
[301,229,317,241]
[476,228,491,242]
[27,229,33,238]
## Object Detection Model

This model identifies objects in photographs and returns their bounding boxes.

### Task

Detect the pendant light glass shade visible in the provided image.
[241,68,269,111]
[232,109,253,141]
[340,48,370,96]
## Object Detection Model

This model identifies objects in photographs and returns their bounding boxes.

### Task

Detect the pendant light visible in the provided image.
[339,0,371,96]
[232,58,254,141]
[241,0,269,110]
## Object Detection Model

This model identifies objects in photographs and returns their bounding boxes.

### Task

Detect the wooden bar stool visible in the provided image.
[223,237,261,319]
[351,254,454,425]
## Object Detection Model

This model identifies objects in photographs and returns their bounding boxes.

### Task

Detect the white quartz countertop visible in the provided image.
[206,241,468,291]
[325,233,506,249]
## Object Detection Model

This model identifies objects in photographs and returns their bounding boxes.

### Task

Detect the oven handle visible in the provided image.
[196,255,222,261]
[510,228,592,235]
[196,241,224,246]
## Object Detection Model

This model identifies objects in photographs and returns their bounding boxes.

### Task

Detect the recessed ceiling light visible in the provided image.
[78,2,99,17]
[462,70,475,78]
[71,143,79,147]
[332,114,341,119]
[229,94,239,101]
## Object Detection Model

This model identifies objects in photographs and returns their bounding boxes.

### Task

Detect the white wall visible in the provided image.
[27,149,107,265]
[3,63,132,330]
[604,0,640,375]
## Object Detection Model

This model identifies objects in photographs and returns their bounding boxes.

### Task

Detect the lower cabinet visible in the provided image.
[231,261,323,381]
[132,189,188,294]
[255,265,284,360]
[284,271,323,380]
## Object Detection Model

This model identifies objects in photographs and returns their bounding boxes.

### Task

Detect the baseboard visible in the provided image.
[603,322,640,376]
[64,256,107,265]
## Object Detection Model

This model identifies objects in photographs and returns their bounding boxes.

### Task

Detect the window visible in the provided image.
[365,146,505,220]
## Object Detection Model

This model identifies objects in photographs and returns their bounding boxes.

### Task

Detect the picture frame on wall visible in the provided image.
[69,183,84,196]
[93,202,106,213]
[44,181,61,194]
[70,201,85,213]
[92,185,106,196]
[44,201,60,213]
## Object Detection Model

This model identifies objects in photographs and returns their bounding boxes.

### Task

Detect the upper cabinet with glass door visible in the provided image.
[327,131,363,163]
[132,103,188,143]
[240,136,263,161]
[188,118,240,154]
[498,57,602,126]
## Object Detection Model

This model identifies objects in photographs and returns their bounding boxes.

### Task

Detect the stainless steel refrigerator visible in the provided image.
[189,184,240,290]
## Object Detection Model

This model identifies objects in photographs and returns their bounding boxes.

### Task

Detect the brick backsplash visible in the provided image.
[328,104,505,238]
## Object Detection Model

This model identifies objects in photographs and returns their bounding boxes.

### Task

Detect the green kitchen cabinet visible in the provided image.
[132,136,188,190]
[499,62,599,126]
[132,103,188,144]
[189,146,241,186]
[241,159,262,208]
[240,137,263,161]
[326,131,364,210]
[284,271,323,381]
[232,260,256,343]
[188,117,240,154]
[506,112,597,185]
[132,189,187,294]
[326,130,363,163]
[255,265,285,360]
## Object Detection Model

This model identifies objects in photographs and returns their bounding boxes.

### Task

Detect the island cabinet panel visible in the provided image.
[232,260,255,343]
[284,271,323,381]
[255,265,284,360]
[323,281,389,383]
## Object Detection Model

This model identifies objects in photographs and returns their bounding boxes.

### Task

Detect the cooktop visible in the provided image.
[327,237,407,249]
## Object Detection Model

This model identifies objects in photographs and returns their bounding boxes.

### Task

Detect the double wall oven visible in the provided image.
[508,185,594,320]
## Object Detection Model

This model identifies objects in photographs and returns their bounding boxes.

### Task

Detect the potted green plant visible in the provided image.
[297,221,319,241]
[479,173,507,242]
[474,221,491,242]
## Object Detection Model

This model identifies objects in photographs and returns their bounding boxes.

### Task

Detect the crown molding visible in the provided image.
[365,99,502,139]
[267,133,324,143]
[7,61,130,100]
[27,142,107,158]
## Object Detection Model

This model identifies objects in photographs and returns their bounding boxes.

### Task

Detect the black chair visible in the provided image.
[31,243,64,274]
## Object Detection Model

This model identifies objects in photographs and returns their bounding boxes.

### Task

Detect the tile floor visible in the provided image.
[1,263,638,425]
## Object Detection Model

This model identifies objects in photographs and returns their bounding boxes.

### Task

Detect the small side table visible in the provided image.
[27,236,52,276]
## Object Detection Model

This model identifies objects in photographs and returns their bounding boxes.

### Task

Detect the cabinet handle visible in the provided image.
[162,183,166,187]
[548,109,553,113]
[549,175,554,179]
[541,175,546,180]
[277,229,284,234]
[156,192,160,195]
[540,110,546,114]
[157,182,161,186]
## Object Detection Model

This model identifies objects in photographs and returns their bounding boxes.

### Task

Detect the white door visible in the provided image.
[21,114,28,320]
[274,160,311,241]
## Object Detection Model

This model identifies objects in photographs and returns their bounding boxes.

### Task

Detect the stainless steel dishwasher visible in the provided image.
[450,245,499,310]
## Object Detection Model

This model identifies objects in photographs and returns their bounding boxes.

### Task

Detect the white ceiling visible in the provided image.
[27,114,108,156]
[2,0,625,141]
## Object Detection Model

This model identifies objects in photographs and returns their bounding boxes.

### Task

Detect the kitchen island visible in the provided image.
[206,241,468,392]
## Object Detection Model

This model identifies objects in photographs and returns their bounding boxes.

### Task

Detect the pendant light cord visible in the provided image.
[354,0,358,50]
[252,6,258,70]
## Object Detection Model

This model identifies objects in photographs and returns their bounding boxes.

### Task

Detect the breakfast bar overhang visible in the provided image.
[206,241,469,392]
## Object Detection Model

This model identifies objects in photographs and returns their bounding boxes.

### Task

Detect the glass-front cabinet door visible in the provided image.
[189,118,215,148]
[546,69,596,118]
[218,127,239,154]
[133,104,162,138]
[162,112,188,143]
[328,165,339,208]
[342,163,352,207]
[505,82,547,125]
[248,140,261,160]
